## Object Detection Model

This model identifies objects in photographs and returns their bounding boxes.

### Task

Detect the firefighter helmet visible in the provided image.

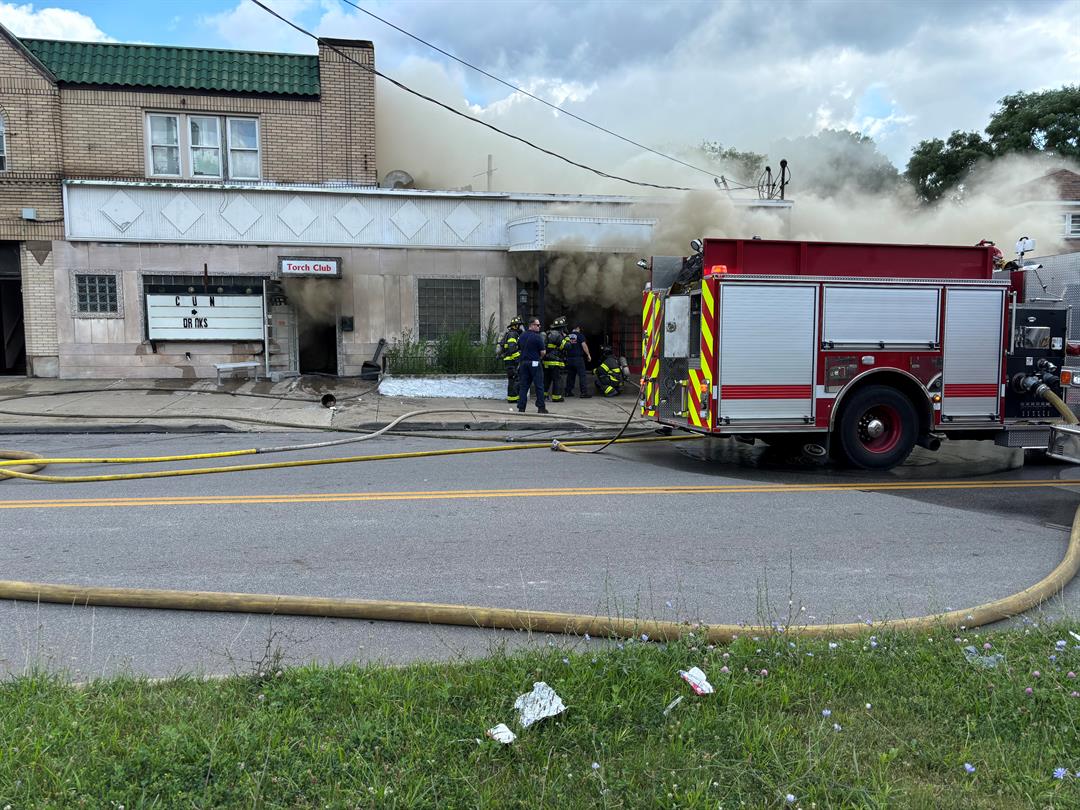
[550,316,567,330]
[508,316,523,329]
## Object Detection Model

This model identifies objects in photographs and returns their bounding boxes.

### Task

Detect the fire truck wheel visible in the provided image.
[836,385,918,470]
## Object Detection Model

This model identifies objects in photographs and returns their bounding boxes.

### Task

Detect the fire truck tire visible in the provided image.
[836,385,918,470]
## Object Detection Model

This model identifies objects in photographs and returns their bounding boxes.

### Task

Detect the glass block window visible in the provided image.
[75,274,118,314]
[417,278,481,341]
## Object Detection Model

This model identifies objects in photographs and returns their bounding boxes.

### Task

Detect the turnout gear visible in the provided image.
[563,328,591,397]
[498,319,524,402]
[543,317,569,402]
[594,346,625,397]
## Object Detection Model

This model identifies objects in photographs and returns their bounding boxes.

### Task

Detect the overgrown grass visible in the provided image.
[385,315,502,375]
[4,625,1080,807]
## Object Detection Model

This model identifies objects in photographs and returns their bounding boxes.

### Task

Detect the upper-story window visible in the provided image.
[0,113,8,171]
[146,113,260,180]
[1067,213,1080,239]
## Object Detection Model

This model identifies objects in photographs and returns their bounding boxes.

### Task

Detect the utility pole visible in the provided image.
[473,154,497,191]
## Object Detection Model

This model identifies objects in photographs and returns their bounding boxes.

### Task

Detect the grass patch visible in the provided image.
[3,625,1080,807]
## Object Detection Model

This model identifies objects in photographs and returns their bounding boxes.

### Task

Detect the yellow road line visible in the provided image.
[0,479,1077,510]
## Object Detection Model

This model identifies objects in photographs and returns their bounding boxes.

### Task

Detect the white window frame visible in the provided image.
[1067,212,1080,239]
[226,117,261,180]
[188,115,223,179]
[146,113,181,178]
[145,113,260,180]
[0,113,7,172]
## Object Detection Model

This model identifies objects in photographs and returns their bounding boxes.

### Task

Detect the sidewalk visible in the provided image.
[0,376,643,434]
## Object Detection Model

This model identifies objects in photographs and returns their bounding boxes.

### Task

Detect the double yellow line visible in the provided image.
[1,478,1075,510]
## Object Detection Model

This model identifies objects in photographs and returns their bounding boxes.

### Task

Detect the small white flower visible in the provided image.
[822,708,832,717]
[829,642,838,649]
[592,762,600,770]
[833,723,842,732]
[865,703,872,710]
[785,794,796,804]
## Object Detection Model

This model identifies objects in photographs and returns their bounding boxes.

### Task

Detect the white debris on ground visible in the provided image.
[378,376,505,399]
[486,723,517,744]
[514,682,567,728]
[679,666,714,695]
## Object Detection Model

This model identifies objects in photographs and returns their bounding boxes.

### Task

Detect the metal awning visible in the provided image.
[507,215,655,253]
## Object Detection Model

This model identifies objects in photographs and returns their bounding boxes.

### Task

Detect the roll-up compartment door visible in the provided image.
[719,284,817,422]
[942,288,1004,419]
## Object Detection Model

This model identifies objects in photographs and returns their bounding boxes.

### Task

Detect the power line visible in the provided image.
[337,0,745,184]
[248,0,699,192]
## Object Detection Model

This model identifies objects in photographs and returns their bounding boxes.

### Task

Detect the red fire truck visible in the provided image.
[640,237,1079,469]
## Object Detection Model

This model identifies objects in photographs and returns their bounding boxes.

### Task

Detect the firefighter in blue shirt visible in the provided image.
[497,316,523,403]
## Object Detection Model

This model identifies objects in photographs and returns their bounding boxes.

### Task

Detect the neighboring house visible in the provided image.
[0,25,790,379]
[1020,168,1080,245]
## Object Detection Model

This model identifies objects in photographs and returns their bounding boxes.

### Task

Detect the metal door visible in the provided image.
[718,284,817,423]
[942,287,1004,419]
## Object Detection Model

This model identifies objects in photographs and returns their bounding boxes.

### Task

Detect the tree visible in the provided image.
[904,130,994,203]
[693,141,766,184]
[985,86,1080,159]
[767,129,900,197]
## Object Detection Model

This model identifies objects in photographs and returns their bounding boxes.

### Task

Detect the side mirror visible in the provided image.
[689,239,703,254]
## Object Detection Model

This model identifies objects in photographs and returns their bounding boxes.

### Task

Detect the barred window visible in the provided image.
[76,274,118,314]
[417,278,481,341]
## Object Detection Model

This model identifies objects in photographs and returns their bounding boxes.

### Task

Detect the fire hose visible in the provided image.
[0,389,1077,642]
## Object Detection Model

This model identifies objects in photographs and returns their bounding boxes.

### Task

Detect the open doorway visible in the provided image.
[284,278,339,375]
[0,242,24,375]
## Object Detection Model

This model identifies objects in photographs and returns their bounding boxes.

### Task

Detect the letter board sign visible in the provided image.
[146,294,264,341]
[279,257,341,277]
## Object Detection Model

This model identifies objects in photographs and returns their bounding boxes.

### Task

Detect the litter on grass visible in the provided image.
[679,666,714,695]
[663,695,684,716]
[514,682,567,728]
[963,645,1005,669]
[486,723,517,744]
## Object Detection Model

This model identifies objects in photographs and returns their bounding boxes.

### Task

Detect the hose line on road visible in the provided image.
[1,499,1077,642]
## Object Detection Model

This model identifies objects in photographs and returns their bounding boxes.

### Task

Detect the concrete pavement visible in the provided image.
[0,374,640,434]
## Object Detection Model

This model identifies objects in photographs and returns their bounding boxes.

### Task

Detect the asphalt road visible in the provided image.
[2,429,1079,678]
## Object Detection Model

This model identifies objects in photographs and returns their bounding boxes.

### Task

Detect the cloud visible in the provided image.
[0,1,113,41]
[199,0,318,53]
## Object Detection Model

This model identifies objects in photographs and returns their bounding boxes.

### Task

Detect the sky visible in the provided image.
[0,0,1076,194]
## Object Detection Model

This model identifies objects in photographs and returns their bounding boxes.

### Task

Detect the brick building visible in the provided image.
[0,25,789,379]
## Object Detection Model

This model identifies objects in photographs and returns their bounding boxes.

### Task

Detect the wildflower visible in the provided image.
[806,652,814,657]
[829,642,838,649]
[1057,640,1068,649]
[865,703,872,710]
[785,794,796,804]
[1025,687,1034,695]
[592,762,600,770]
[983,642,992,650]
[1069,672,1077,679]
[257,693,265,701]
[870,639,879,648]
[833,723,842,732]
[719,666,730,674]
[821,709,832,718]
[964,763,976,774]
[562,658,570,665]
[1050,655,1058,663]
[1054,767,1068,780]
[1073,691,1080,698]
[760,669,768,676]
[722,652,730,659]
[1033,671,1041,678]
[641,633,649,642]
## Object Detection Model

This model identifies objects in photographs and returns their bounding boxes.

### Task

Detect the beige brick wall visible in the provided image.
[0,35,63,242]
[21,241,58,375]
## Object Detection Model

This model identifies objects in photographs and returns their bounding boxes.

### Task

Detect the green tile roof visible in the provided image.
[20,39,321,97]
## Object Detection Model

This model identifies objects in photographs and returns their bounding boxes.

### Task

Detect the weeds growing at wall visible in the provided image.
[386,315,502,374]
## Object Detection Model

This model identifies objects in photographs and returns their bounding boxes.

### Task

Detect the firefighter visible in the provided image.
[497,316,524,403]
[543,315,569,402]
[593,345,625,397]
[563,324,592,398]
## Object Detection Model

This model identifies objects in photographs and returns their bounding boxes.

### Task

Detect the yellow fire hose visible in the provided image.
[0,388,1076,642]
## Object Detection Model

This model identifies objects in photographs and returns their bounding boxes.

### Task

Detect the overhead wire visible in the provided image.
[248,0,696,192]
[336,0,750,186]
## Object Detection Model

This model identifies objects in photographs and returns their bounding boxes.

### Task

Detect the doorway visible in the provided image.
[0,242,24,375]
[285,278,339,375]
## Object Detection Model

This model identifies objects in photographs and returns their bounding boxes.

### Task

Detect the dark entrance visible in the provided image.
[287,278,339,375]
[0,242,25,375]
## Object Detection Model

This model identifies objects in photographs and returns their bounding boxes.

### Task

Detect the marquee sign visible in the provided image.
[146,293,264,341]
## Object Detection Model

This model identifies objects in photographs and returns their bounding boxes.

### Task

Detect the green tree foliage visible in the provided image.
[694,141,766,184]
[903,130,994,202]
[768,129,900,197]
[904,85,1078,203]
[985,86,1080,158]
